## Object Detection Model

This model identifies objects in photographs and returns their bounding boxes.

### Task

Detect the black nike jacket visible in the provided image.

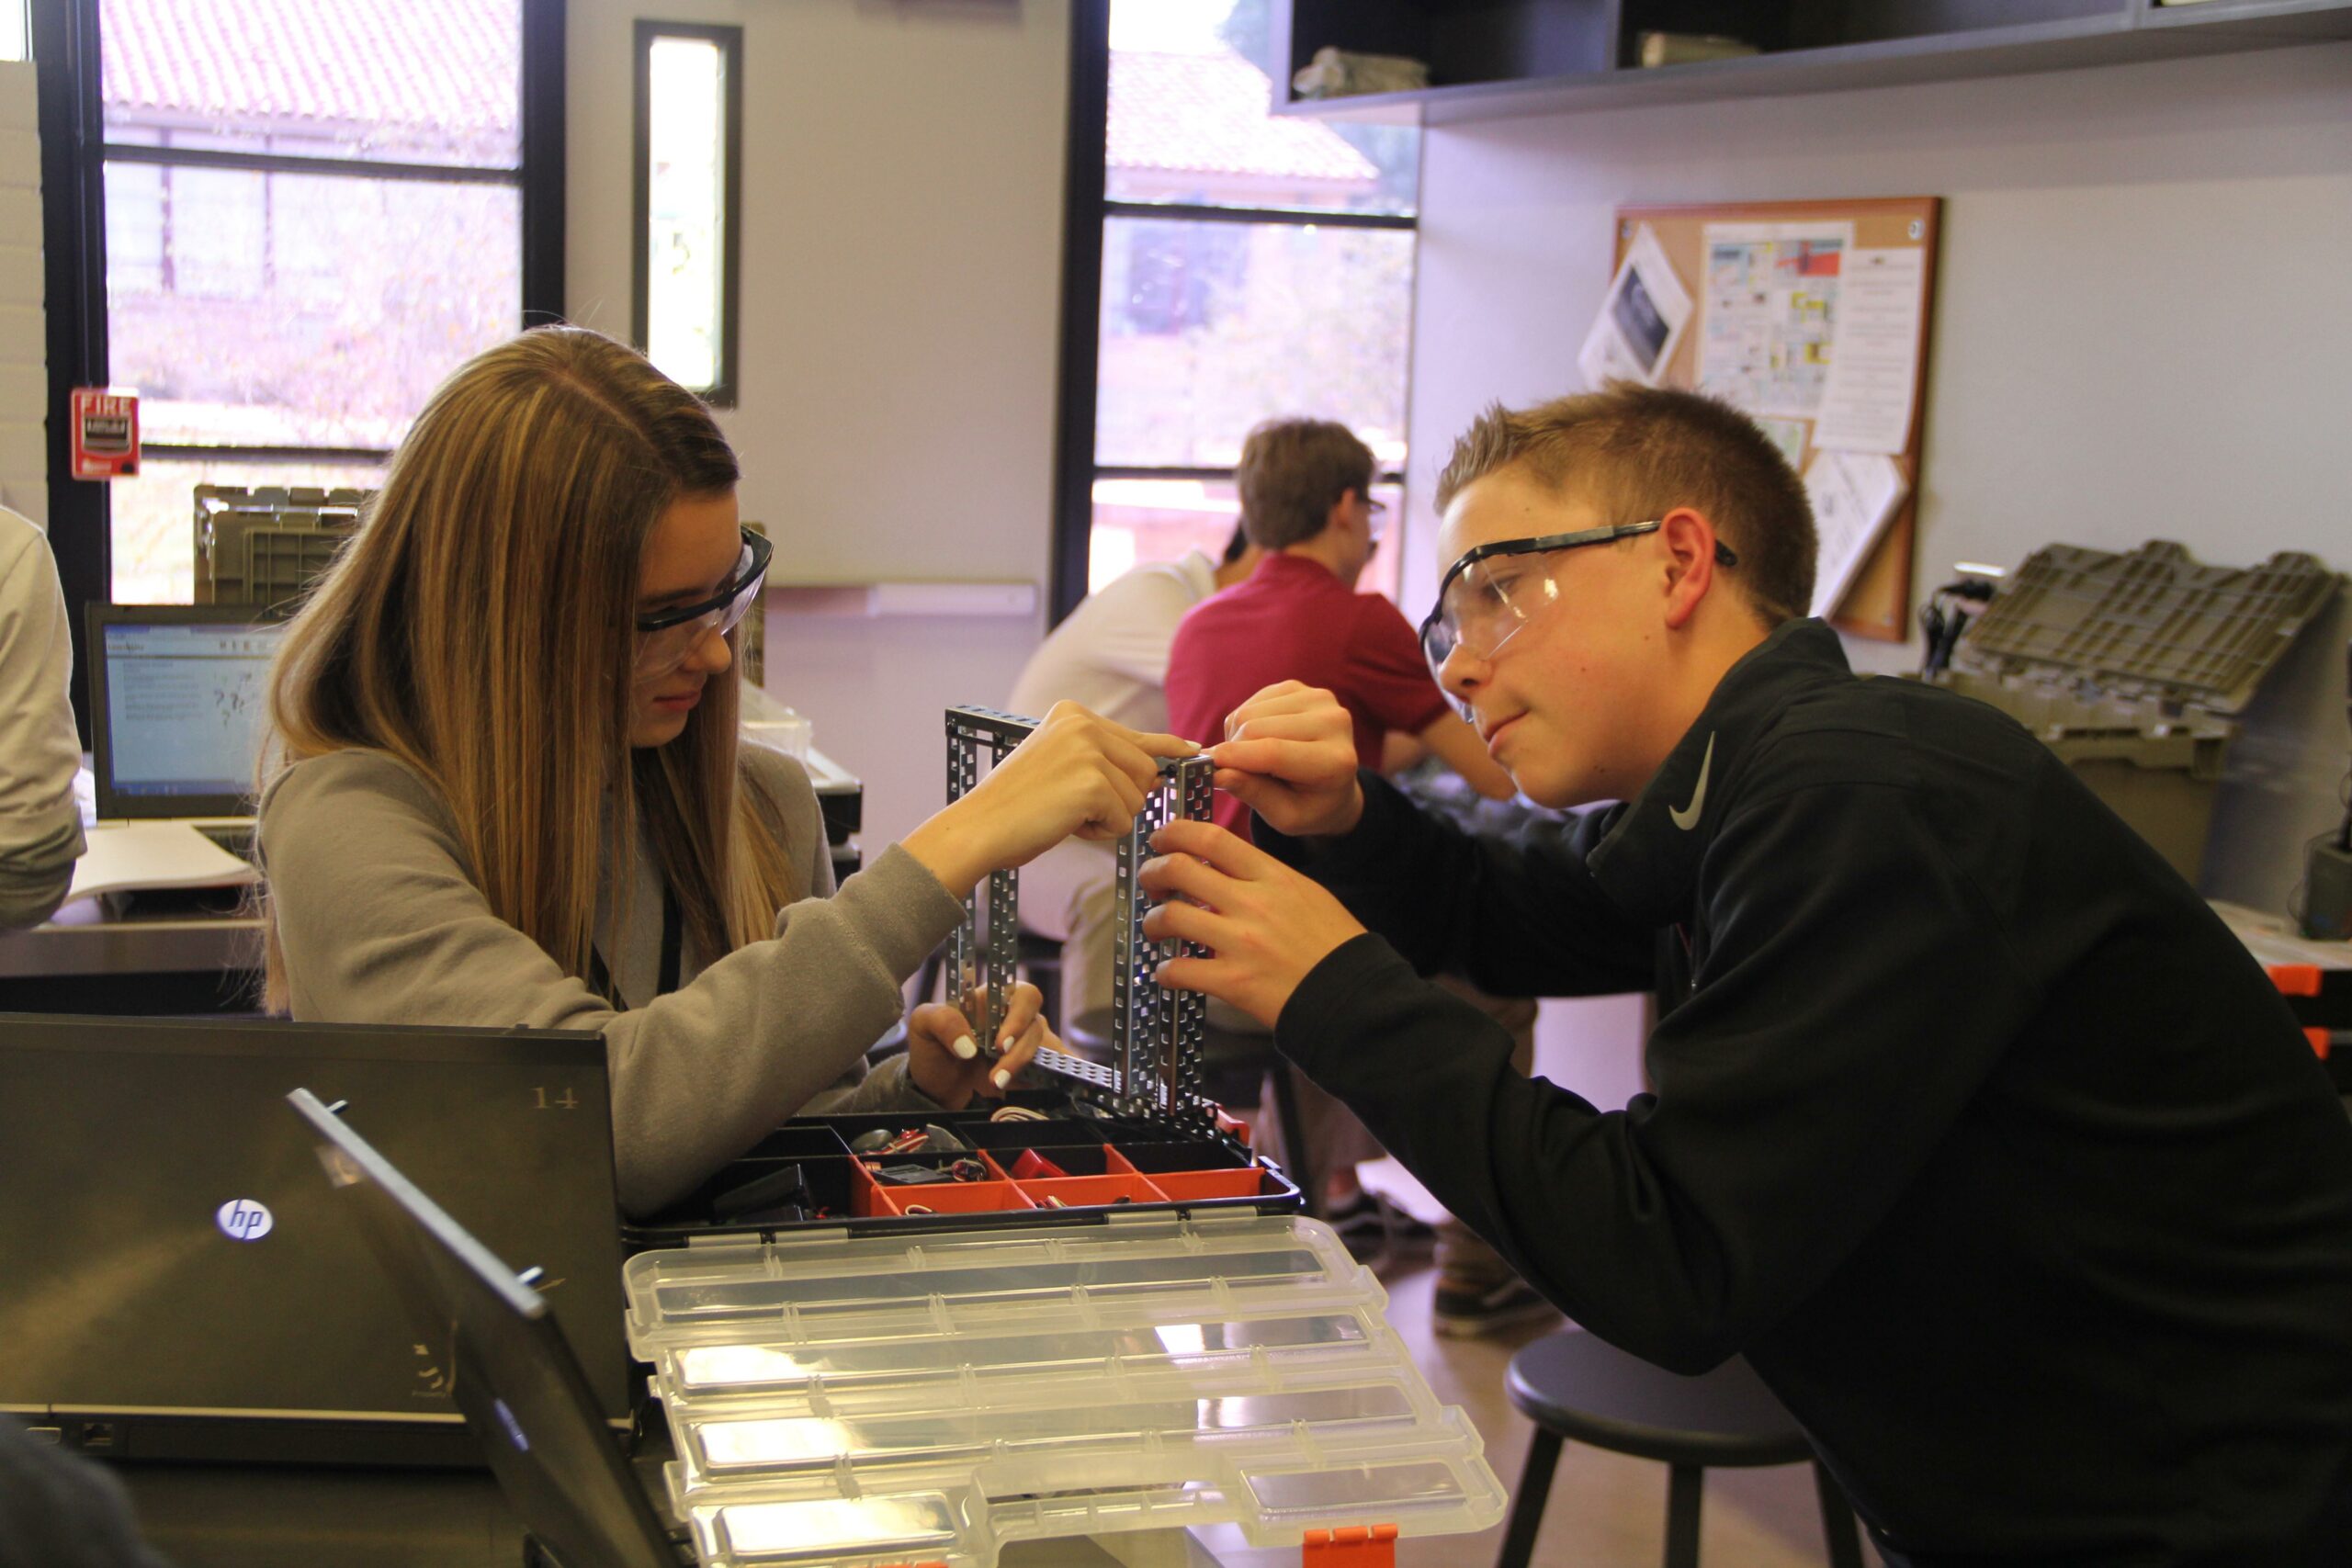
[1260,618,2352,1566]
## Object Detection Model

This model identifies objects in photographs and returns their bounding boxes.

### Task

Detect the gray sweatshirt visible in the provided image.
[259,742,963,1213]
[0,510,86,931]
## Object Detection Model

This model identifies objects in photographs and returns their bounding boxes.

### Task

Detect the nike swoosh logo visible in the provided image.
[1668,734,1714,831]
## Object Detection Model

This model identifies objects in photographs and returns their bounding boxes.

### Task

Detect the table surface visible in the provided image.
[0,750,862,983]
[116,1458,1282,1568]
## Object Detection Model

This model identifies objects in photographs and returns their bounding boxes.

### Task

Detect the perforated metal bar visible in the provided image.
[944,711,981,1024]
[1169,754,1216,1134]
[946,707,1038,1050]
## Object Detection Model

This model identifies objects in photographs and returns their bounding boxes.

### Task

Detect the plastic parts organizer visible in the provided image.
[627,1211,1506,1567]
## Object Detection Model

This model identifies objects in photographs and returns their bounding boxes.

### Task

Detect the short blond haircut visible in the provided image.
[1434,384,1817,626]
[1235,418,1376,550]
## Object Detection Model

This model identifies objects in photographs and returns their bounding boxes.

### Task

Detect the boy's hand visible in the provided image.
[1139,819,1367,1029]
[1206,682,1364,839]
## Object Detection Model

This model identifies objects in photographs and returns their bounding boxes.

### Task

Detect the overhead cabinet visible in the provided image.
[1276,0,2352,122]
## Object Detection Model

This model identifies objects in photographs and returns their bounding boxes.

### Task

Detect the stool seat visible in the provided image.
[1494,1328,1864,1568]
[1506,1330,1814,1470]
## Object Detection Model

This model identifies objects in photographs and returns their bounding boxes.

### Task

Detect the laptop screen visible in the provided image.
[87,607,288,818]
[0,1014,628,1466]
[289,1089,680,1568]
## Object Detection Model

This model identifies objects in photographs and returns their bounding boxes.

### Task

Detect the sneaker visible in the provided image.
[1326,1190,1436,1258]
[1431,1274,1560,1339]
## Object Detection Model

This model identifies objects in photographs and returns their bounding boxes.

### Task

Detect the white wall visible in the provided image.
[0,60,45,525]
[1405,40,2352,917]
[567,0,1070,855]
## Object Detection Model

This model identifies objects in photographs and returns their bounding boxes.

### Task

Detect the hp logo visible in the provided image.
[215,1199,275,1242]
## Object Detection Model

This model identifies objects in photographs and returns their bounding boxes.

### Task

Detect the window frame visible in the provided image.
[1048,8,1419,625]
[35,0,565,737]
[631,19,743,410]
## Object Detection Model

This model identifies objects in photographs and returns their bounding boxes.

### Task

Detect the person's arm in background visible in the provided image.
[1346,593,1515,800]
[0,513,87,931]
[1414,711,1516,799]
[1375,731,1427,773]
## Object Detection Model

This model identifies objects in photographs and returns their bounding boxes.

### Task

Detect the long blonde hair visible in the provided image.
[259,326,797,1010]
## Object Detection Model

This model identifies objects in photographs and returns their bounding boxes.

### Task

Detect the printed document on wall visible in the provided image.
[1813,248,1927,455]
[1696,221,1851,418]
[1804,449,1908,618]
[1578,224,1693,389]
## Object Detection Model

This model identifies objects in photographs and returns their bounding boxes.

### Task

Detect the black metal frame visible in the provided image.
[1104,198,1415,232]
[630,19,743,409]
[1046,0,1112,630]
[34,0,108,742]
[33,0,566,735]
[1047,4,1420,626]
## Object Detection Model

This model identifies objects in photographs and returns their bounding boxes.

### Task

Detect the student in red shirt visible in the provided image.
[1166,419,1513,839]
[1164,420,1544,1334]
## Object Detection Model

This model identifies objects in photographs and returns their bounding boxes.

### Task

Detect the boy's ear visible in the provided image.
[1658,508,1724,631]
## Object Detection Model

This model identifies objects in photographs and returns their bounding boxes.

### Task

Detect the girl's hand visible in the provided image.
[904,980,1053,1108]
[904,702,1200,896]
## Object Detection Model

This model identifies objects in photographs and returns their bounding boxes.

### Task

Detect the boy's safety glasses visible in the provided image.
[634,526,773,679]
[1418,521,1737,694]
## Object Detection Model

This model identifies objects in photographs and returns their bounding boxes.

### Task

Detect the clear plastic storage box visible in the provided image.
[626,1211,1506,1567]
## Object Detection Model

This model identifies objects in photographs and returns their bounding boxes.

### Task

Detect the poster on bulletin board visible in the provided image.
[1601,198,1941,641]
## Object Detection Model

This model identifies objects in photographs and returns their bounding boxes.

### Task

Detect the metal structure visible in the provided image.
[944,705,1216,1131]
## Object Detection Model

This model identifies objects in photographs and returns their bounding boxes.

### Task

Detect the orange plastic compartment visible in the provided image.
[1138,1166,1273,1201]
[872,1179,1034,1216]
[1016,1173,1168,1210]
[848,1157,893,1219]
[1108,1139,1274,1202]
[857,1151,1039,1216]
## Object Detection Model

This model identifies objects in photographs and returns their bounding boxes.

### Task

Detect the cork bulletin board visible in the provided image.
[1613,197,1942,641]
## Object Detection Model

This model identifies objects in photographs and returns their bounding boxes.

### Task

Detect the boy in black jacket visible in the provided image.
[1136,384,2352,1566]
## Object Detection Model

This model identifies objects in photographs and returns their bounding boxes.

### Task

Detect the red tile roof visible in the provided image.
[100,0,519,158]
[1110,49,1376,186]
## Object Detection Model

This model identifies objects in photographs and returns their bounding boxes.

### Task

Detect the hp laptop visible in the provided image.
[84,604,290,855]
[288,1088,685,1568]
[0,1014,628,1466]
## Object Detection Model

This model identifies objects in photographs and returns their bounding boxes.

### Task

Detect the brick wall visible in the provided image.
[0,61,43,527]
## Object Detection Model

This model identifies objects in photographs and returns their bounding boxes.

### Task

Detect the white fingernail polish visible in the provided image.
[952,1034,978,1060]
[992,1068,1012,1089]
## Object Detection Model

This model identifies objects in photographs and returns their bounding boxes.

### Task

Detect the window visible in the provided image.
[94,0,549,604]
[634,22,741,406]
[1057,0,1419,616]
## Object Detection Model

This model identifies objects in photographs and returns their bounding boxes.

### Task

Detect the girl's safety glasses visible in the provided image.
[634,526,773,679]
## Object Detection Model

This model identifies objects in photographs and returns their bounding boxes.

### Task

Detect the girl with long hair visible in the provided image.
[257,327,1191,1215]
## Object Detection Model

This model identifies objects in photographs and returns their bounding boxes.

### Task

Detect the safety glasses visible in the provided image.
[634,526,773,679]
[1419,522,1737,705]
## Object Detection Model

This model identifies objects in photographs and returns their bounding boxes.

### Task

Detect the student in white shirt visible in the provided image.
[0,507,86,930]
[1006,527,1260,1032]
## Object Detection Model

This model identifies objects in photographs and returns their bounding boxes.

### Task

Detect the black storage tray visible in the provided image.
[623,1100,1297,1247]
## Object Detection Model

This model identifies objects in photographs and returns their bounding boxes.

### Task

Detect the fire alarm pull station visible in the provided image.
[71,388,141,479]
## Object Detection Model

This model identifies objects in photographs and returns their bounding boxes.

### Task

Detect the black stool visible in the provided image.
[1497,1329,1865,1568]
